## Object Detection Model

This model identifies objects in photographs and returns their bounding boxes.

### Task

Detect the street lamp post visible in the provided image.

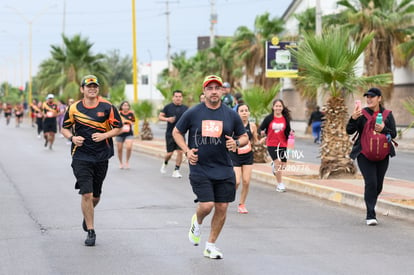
[6,4,55,108]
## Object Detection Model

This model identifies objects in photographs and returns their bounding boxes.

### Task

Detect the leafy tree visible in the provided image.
[104,49,133,87]
[292,28,391,179]
[233,12,284,88]
[36,34,108,100]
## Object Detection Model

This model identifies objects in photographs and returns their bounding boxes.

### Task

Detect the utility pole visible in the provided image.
[158,1,178,71]
[210,0,217,48]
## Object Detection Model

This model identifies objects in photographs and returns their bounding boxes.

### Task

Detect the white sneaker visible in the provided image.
[172,170,182,178]
[366,219,378,226]
[160,163,167,174]
[204,246,223,259]
[276,183,286,192]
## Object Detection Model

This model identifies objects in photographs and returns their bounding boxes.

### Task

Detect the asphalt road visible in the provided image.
[1,121,414,275]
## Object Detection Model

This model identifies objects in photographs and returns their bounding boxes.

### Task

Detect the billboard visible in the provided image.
[265,40,298,78]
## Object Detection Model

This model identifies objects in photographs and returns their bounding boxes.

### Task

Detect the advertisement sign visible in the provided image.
[265,39,298,78]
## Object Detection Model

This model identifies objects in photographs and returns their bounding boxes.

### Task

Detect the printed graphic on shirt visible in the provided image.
[272,122,284,133]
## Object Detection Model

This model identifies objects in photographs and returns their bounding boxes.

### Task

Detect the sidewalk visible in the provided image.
[132,133,414,223]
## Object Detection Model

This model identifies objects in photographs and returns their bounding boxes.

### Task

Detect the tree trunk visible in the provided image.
[253,143,269,163]
[319,97,356,179]
[140,121,153,140]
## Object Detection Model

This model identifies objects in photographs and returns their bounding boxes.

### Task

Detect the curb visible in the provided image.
[133,141,414,223]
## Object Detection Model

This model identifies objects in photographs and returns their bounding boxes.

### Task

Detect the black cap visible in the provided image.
[363,88,382,97]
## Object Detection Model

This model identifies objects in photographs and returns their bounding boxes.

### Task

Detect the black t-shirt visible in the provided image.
[161,103,189,135]
[175,103,246,180]
[63,97,122,162]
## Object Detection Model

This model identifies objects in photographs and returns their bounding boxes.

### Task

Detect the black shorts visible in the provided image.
[267,146,288,162]
[230,151,254,167]
[189,174,236,203]
[43,118,57,133]
[166,134,181,152]
[71,159,108,197]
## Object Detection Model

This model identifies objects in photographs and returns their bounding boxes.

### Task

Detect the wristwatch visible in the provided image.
[235,139,240,148]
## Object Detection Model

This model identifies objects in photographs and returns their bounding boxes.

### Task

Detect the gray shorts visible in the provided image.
[116,135,134,143]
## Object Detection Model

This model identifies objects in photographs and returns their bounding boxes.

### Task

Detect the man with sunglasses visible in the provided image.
[173,75,249,259]
[61,75,123,246]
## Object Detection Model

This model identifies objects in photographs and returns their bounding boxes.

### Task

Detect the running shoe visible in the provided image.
[237,204,248,214]
[188,214,200,246]
[366,219,378,226]
[203,246,223,259]
[276,183,286,192]
[172,170,182,178]
[160,163,167,174]
[85,229,96,246]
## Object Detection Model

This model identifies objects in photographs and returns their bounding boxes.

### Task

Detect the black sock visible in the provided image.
[175,165,180,170]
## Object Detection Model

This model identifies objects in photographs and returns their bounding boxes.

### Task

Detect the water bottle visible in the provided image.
[287,132,295,150]
[376,113,383,124]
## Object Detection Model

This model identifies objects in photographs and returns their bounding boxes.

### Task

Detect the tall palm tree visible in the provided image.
[36,34,107,100]
[292,28,391,179]
[208,37,243,86]
[233,12,285,88]
[337,0,414,100]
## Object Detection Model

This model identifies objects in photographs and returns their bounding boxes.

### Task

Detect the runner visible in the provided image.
[173,75,249,259]
[42,94,59,150]
[4,103,12,126]
[116,101,136,169]
[14,102,24,127]
[61,74,122,246]
[229,103,258,214]
[158,90,189,178]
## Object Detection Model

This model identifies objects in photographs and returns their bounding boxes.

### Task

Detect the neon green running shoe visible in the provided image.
[188,214,200,246]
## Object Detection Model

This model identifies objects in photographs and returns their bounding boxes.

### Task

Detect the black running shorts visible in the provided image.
[189,175,236,203]
[165,134,181,153]
[71,159,108,197]
[267,146,288,163]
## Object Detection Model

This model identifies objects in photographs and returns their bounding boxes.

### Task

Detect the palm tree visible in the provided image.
[241,84,281,163]
[132,100,154,140]
[292,28,392,179]
[337,0,414,100]
[233,12,284,88]
[36,34,107,100]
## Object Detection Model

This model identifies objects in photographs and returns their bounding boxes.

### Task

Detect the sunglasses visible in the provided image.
[83,78,98,85]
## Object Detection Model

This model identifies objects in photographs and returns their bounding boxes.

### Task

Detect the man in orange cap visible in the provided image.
[173,75,249,259]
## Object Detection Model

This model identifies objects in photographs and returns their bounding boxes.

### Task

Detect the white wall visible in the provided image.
[125,60,167,109]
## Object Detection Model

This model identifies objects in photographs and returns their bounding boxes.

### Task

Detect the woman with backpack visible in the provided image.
[346,87,397,226]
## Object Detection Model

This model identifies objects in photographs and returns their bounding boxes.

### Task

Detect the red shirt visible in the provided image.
[266,115,287,147]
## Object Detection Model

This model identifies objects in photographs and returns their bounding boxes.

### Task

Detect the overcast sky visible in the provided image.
[0,0,291,86]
